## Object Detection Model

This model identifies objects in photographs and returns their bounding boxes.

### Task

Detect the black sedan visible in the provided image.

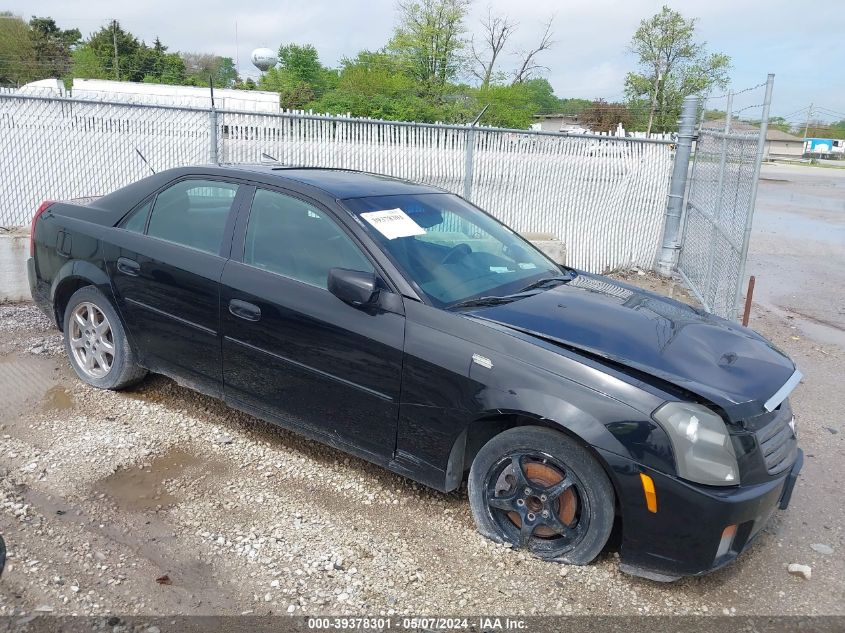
[28,166,803,580]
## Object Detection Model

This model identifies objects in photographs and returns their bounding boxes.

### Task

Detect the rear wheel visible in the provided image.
[468,426,615,565]
[63,286,147,390]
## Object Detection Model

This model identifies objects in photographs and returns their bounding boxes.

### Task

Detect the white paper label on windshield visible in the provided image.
[361,209,426,240]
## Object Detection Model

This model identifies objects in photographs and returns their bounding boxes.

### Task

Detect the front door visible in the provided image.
[107,177,245,397]
[220,187,405,459]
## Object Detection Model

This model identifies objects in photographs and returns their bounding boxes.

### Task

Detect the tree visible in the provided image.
[28,17,80,79]
[469,8,517,88]
[388,0,471,94]
[83,20,140,80]
[512,17,554,84]
[625,6,729,134]
[181,53,238,88]
[0,13,36,85]
[578,99,634,132]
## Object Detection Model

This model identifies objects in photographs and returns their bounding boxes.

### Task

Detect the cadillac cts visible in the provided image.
[28,166,803,580]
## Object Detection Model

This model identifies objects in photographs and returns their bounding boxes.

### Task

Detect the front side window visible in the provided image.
[343,193,561,307]
[244,188,373,288]
[146,179,239,254]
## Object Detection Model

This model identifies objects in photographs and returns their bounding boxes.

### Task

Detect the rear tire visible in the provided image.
[63,286,147,390]
[468,426,615,565]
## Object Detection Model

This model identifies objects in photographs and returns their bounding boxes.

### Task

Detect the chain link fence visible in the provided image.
[0,89,675,274]
[677,77,774,318]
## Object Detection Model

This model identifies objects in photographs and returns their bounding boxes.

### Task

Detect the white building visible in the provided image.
[70,79,280,112]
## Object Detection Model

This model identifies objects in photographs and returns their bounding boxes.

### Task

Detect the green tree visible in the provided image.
[625,6,730,134]
[388,0,470,95]
[83,20,140,80]
[28,17,80,79]
[313,50,443,121]
[0,13,36,85]
[182,53,238,88]
[70,45,108,80]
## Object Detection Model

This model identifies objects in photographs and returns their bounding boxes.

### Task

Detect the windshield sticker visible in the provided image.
[518,262,537,270]
[489,266,513,274]
[361,209,426,240]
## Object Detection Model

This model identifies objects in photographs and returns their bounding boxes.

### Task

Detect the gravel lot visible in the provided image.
[0,165,842,619]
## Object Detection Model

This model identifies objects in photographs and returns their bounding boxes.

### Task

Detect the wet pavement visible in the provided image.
[748,164,845,348]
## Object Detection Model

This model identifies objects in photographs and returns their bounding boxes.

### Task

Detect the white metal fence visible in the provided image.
[0,90,675,273]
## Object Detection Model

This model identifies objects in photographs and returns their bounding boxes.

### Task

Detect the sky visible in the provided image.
[10,0,845,124]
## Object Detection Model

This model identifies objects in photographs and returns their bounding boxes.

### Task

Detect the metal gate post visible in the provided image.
[656,95,700,277]
[732,73,774,319]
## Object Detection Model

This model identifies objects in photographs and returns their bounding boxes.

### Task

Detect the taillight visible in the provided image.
[30,200,55,256]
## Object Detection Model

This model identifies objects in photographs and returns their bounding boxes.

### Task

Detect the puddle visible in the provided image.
[42,385,74,411]
[94,448,226,511]
[0,353,66,423]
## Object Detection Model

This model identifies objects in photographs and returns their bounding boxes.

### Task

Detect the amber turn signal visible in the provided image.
[639,473,658,513]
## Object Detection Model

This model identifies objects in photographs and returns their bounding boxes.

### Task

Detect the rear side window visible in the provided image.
[121,200,152,233]
[147,179,239,254]
[244,188,373,288]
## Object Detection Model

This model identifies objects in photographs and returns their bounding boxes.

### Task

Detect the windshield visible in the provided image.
[343,193,563,307]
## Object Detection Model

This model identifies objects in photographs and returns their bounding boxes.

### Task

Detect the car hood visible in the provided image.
[469,273,795,421]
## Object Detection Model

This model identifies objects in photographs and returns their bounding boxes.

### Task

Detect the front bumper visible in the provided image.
[598,447,803,580]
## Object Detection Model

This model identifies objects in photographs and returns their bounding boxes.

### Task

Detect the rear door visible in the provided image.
[106,177,249,397]
[220,186,405,459]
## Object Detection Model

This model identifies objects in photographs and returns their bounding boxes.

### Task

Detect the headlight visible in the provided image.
[652,402,740,486]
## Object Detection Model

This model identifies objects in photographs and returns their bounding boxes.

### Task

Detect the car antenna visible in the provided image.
[134,148,156,175]
[260,152,283,164]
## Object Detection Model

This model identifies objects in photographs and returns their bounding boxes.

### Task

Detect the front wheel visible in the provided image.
[63,286,147,390]
[468,426,615,565]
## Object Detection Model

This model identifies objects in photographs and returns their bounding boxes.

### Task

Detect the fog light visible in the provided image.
[715,524,737,559]
[639,473,657,513]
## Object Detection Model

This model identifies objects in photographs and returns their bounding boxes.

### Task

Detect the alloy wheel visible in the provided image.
[485,451,589,556]
[69,302,115,378]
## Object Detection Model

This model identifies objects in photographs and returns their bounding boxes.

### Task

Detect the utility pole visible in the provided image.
[802,103,813,140]
[112,19,119,80]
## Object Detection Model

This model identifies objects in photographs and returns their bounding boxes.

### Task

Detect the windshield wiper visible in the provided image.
[449,295,521,310]
[517,275,574,293]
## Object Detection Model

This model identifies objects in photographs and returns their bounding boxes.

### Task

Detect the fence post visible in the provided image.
[732,73,774,319]
[463,126,475,201]
[656,95,700,277]
[209,108,219,165]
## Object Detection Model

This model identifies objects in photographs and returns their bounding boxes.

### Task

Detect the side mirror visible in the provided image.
[328,268,379,307]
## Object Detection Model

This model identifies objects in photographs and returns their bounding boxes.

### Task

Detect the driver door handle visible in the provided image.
[229,299,261,322]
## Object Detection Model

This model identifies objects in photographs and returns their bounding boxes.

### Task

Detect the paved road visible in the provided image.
[749,163,845,347]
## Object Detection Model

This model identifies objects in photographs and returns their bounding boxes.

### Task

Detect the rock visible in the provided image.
[270,579,280,588]
[214,435,234,445]
[287,605,296,613]
[810,544,833,555]
[787,563,812,580]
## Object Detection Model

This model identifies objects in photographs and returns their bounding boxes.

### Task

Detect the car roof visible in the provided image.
[223,165,447,199]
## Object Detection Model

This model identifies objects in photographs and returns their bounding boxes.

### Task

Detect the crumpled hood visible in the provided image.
[470,273,795,421]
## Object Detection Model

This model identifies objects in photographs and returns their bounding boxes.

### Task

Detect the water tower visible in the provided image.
[251,48,278,72]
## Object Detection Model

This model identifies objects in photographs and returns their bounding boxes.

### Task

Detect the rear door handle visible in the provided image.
[229,299,261,322]
[116,257,140,276]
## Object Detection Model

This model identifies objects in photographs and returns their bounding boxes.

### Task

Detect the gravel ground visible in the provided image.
[0,167,842,619]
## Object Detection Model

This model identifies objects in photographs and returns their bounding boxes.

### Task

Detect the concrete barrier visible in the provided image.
[0,228,29,302]
[0,225,567,303]
[522,232,567,265]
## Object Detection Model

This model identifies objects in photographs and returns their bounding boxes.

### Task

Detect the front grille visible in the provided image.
[756,404,798,475]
